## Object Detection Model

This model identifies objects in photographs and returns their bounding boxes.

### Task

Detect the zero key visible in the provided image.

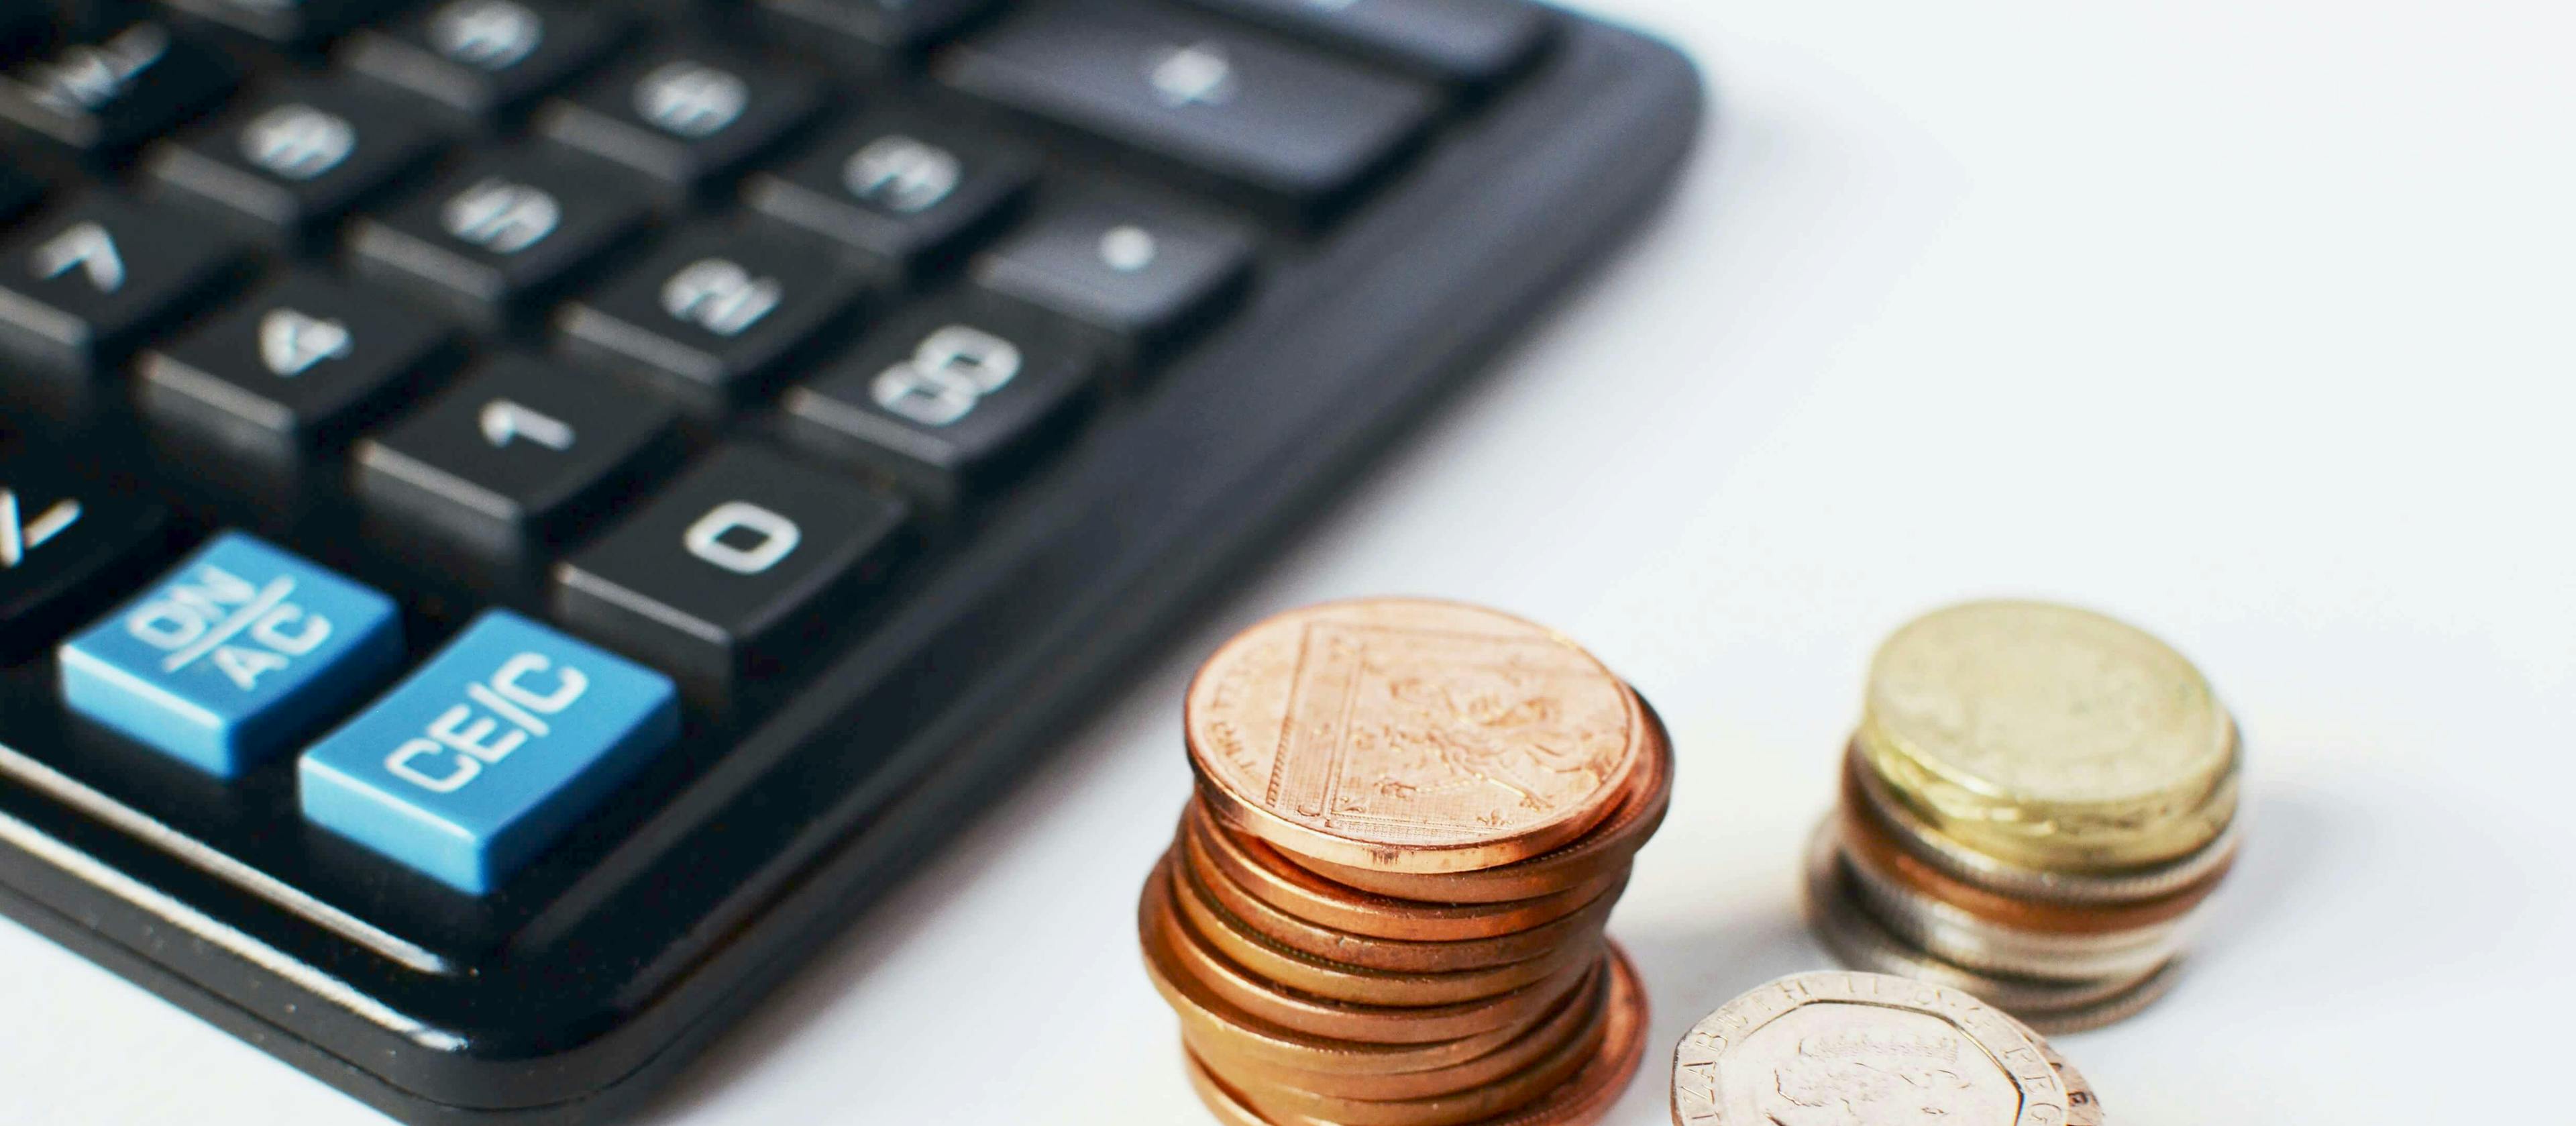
[0,456,170,661]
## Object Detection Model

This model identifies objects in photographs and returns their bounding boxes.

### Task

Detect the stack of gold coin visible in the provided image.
[1142,599,1671,1126]
[1806,601,2242,1033]
[1672,971,2109,1125]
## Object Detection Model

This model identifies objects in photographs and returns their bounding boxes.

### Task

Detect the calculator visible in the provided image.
[0,1,1700,1121]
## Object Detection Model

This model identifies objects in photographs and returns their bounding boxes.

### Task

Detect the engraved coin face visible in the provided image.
[1187,599,1646,872]
[1673,972,2070,1126]
[1866,601,2228,808]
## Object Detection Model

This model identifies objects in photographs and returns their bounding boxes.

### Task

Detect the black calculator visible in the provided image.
[0,1,1699,1121]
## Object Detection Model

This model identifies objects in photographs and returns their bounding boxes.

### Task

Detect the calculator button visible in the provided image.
[0,459,169,660]
[339,0,633,127]
[0,194,249,378]
[970,194,1252,366]
[744,114,1034,281]
[354,355,676,549]
[138,271,462,450]
[535,44,824,201]
[938,2,1438,212]
[299,608,678,894]
[347,147,649,330]
[59,531,402,776]
[0,21,238,158]
[782,293,1092,503]
[157,0,407,51]
[748,0,994,55]
[553,444,908,689]
[1174,0,1552,87]
[555,222,863,407]
[144,80,443,246]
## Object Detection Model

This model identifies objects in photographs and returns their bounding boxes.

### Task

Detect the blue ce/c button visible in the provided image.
[60,532,402,776]
[299,610,678,895]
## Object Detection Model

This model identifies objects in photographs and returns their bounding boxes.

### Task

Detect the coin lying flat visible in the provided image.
[1189,964,1610,1103]
[1152,854,1587,1041]
[1191,799,1625,941]
[1288,714,1672,904]
[1188,599,1651,874]
[1191,943,1650,1126]
[1671,972,2070,1126]
[1169,848,1598,1008]
[1803,824,2181,1031]
[1844,744,2242,909]
[1862,601,2235,871]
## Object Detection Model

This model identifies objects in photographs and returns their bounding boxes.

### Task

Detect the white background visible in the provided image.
[7,0,2575,1121]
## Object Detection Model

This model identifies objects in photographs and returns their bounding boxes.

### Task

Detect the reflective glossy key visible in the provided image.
[970,193,1252,367]
[535,42,823,201]
[299,608,679,894]
[138,271,462,451]
[744,113,1034,282]
[553,444,908,690]
[339,0,633,127]
[555,221,863,409]
[347,146,649,330]
[145,79,443,247]
[1175,0,1552,87]
[782,291,1092,505]
[60,531,402,776]
[354,354,676,551]
[0,21,237,158]
[0,193,248,378]
[938,1,1438,212]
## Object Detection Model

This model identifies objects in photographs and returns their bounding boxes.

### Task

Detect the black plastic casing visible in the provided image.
[0,9,1703,1123]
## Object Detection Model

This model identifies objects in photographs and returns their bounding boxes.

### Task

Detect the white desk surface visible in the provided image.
[7,0,2573,1121]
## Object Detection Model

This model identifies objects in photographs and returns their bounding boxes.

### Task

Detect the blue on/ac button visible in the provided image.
[298,610,678,895]
[59,532,402,776]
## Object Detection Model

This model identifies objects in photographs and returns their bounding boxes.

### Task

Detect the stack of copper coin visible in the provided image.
[1141,599,1672,1126]
[1807,601,2243,1033]
[1673,971,2110,1125]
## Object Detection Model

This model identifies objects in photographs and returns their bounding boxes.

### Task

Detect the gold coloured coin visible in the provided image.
[1187,599,1650,874]
[1847,741,2243,906]
[1172,846,1595,1007]
[1153,855,1587,1040]
[1191,943,1650,1126]
[1191,799,1623,941]
[1287,710,1670,905]
[1187,963,1609,1103]
[1670,970,2068,1126]
[1861,601,2236,870]
[1839,759,2233,933]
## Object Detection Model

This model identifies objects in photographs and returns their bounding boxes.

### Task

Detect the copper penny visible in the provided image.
[1189,943,1650,1126]
[1234,962,1611,1126]
[1140,861,1562,1074]
[1841,755,2234,933]
[1171,846,1597,1007]
[1187,599,1650,874]
[1189,961,1609,1103]
[1191,798,1624,941]
[1283,709,1669,905]
[1155,854,1591,1041]
[1185,815,1625,974]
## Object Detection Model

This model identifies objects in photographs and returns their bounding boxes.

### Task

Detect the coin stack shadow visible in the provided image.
[1806,601,2243,1034]
[1140,601,1672,1126]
